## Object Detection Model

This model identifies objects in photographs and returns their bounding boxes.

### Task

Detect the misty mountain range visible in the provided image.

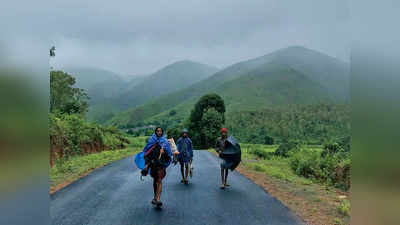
[65,46,349,127]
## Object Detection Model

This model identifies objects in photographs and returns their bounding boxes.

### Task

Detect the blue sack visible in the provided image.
[134,151,146,170]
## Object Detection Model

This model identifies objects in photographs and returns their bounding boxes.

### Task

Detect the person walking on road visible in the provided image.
[176,128,193,184]
[215,128,241,189]
[135,127,176,208]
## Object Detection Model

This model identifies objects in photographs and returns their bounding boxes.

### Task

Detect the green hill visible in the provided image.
[71,61,217,122]
[64,67,127,100]
[108,46,349,128]
[113,60,219,110]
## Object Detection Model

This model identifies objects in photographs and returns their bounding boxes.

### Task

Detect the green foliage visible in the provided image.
[243,141,350,191]
[189,94,225,148]
[50,113,129,161]
[50,139,143,188]
[226,103,350,144]
[337,199,350,216]
[321,141,343,157]
[50,70,89,115]
[247,145,273,159]
[275,140,301,157]
[289,145,350,191]
[200,108,224,148]
[289,149,322,178]
[167,125,184,141]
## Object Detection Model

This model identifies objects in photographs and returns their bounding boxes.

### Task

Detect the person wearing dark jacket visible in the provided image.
[176,128,193,184]
[215,128,241,189]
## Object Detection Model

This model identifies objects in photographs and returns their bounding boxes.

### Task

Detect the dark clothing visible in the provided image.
[143,142,170,181]
[150,166,166,181]
[215,137,227,154]
[177,137,193,163]
[215,136,241,171]
[144,143,171,169]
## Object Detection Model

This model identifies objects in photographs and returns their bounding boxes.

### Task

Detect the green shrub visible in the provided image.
[50,113,129,163]
[252,164,266,172]
[289,149,321,178]
[289,147,351,191]
[248,146,272,159]
[321,141,343,157]
[275,140,301,157]
[337,199,350,216]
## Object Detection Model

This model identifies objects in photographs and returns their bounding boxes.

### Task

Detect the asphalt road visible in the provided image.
[51,151,303,225]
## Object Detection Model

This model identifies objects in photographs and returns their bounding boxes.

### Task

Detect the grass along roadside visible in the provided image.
[209,144,350,225]
[50,136,147,194]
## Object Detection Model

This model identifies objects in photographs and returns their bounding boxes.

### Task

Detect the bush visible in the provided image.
[289,149,321,178]
[289,147,351,191]
[264,135,274,145]
[337,199,350,216]
[321,141,343,157]
[248,146,272,159]
[50,113,129,165]
[252,164,267,172]
[275,140,301,157]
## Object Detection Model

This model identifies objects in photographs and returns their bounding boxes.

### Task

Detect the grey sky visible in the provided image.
[6,0,350,76]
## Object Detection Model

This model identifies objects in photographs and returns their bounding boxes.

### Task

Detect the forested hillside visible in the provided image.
[108,46,349,129]
[225,103,350,144]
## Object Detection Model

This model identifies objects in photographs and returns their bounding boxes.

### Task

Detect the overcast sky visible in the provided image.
[5,0,350,76]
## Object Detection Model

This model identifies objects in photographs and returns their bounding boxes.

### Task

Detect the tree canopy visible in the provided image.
[188,93,225,148]
[50,70,89,115]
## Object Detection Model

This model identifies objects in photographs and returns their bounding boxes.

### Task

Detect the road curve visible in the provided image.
[51,151,303,225]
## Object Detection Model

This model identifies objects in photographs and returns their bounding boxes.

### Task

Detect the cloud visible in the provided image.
[4,0,350,75]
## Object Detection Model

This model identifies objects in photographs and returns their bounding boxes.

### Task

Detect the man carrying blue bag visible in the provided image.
[134,127,177,208]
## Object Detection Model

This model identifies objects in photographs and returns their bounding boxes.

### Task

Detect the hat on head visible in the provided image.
[183,128,188,133]
[221,128,227,133]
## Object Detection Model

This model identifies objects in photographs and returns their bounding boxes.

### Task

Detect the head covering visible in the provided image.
[221,128,227,133]
[183,128,188,133]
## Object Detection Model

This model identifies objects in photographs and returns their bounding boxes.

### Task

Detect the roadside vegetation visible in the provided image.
[49,70,144,193]
[50,70,130,166]
[219,140,350,225]
[50,136,147,193]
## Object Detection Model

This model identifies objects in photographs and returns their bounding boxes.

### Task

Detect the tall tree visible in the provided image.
[189,93,225,148]
[50,70,89,115]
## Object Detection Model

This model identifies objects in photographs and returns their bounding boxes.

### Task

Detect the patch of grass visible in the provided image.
[334,217,345,225]
[337,199,350,216]
[50,136,145,189]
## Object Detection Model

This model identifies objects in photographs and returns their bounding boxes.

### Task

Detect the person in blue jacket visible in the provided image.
[176,128,193,184]
[135,127,172,208]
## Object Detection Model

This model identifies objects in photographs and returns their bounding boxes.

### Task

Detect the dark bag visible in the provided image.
[144,143,170,169]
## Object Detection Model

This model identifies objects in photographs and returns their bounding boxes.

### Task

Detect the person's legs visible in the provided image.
[184,162,189,181]
[155,179,162,201]
[180,161,185,182]
[152,179,157,200]
[224,169,229,185]
[220,166,225,188]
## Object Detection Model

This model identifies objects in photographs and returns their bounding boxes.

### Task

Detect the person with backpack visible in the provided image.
[135,127,174,208]
[176,128,193,184]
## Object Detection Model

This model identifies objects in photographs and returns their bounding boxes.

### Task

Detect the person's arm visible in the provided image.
[215,139,222,154]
